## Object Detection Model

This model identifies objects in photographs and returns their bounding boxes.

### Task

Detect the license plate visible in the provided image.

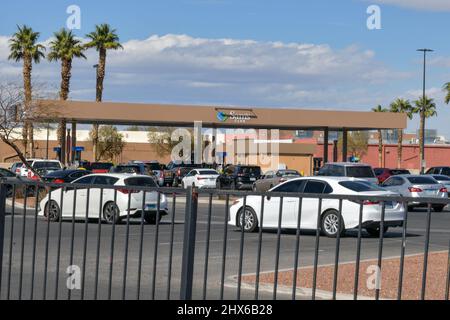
[250,178,256,181]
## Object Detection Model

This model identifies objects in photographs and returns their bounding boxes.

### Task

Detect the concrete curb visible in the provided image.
[224,275,377,300]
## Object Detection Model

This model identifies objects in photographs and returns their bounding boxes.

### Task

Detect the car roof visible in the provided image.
[286,176,369,183]
[83,173,150,179]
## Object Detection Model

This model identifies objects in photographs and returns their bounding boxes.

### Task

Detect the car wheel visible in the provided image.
[45,200,61,222]
[144,213,163,225]
[237,207,258,233]
[433,205,445,212]
[103,202,121,224]
[366,226,389,237]
[321,210,345,238]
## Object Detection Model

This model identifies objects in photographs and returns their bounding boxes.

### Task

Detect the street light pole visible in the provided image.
[417,48,433,174]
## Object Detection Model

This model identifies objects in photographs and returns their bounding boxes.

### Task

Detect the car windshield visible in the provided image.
[407,177,438,185]
[125,177,157,188]
[33,162,61,170]
[346,166,375,178]
[339,181,384,192]
[198,170,218,175]
[238,167,261,175]
[91,163,113,170]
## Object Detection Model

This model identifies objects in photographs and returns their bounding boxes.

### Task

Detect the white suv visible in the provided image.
[317,162,379,184]
[19,159,64,178]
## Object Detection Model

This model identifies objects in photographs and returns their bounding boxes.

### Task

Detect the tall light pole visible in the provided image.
[417,48,433,174]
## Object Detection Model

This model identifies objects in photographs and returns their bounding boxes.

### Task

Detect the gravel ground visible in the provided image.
[242,252,450,300]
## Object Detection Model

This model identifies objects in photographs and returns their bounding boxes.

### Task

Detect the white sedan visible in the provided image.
[229,177,405,237]
[181,169,220,189]
[39,174,168,224]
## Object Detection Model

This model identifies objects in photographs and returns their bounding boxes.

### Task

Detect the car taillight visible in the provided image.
[15,168,20,173]
[440,187,448,193]
[363,200,380,205]
[53,179,65,184]
[118,189,139,194]
[159,171,163,178]
[197,176,206,180]
[177,169,181,176]
[409,187,423,193]
[27,171,33,178]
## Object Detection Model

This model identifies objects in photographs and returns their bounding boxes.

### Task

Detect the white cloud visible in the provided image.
[368,0,450,11]
[0,33,409,110]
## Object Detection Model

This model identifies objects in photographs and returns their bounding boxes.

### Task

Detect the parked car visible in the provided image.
[165,162,202,187]
[229,177,405,237]
[381,175,447,212]
[181,169,220,189]
[42,169,92,184]
[317,162,378,184]
[88,162,114,173]
[423,175,450,198]
[19,159,64,179]
[425,167,450,176]
[39,174,168,224]
[253,169,302,192]
[217,165,262,190]
[374,168,411,184]
[0,168,33,198]
[10,162,23,176]
[131,161,166,186]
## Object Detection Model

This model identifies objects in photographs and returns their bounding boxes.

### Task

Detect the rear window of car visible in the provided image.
[391,169,410,175]
[112,166,141,174]
[346,166,375,178]
[407,177,437,184]
[146,163,161,170]
[339,181,384,192]
[0,169,15,177]
[91,163,113,170]
[125,177,157,188]
[33,161,62,170]
[374,168,384,175]
[279,170,301,177]
[198,170,219,175]
[434,175,450,181]
[45,170,66,177]
[237,167,261,175]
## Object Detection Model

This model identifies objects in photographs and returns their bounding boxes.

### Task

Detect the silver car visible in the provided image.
[427,175,450,198]
[381,175,447,212]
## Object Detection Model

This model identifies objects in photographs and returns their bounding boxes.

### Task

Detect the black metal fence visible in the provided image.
[1,179,450,300]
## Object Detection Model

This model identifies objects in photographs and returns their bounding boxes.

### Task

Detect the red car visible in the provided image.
[374,168,411,183]
[86,162,114,173]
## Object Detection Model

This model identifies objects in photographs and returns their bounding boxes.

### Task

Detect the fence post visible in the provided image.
[180,186,198,300]
[0,182,7,296]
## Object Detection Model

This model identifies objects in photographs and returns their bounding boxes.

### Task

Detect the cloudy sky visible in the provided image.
[1,0,450,136]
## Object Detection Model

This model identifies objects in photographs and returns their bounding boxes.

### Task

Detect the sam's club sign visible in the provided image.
[216,108,257,123]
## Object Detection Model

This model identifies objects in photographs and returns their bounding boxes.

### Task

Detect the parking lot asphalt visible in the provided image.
[1,196,450,300]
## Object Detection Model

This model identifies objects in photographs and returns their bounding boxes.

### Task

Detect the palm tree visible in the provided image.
[372,105,388,167]
[413,96,437,166]
[48,29,86,163]
[8,25,45,157]
[85,24,123,161]
[443,82,450,105]
[389,99,414,169]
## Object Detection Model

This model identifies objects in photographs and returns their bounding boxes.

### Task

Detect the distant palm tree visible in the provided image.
[413,96,437,166]
[48,28,86,162]
[443,82,450,105]
[8,25,45,157]
[372,105,388,168]
[85,24,123,161]
[389,99,414,169]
